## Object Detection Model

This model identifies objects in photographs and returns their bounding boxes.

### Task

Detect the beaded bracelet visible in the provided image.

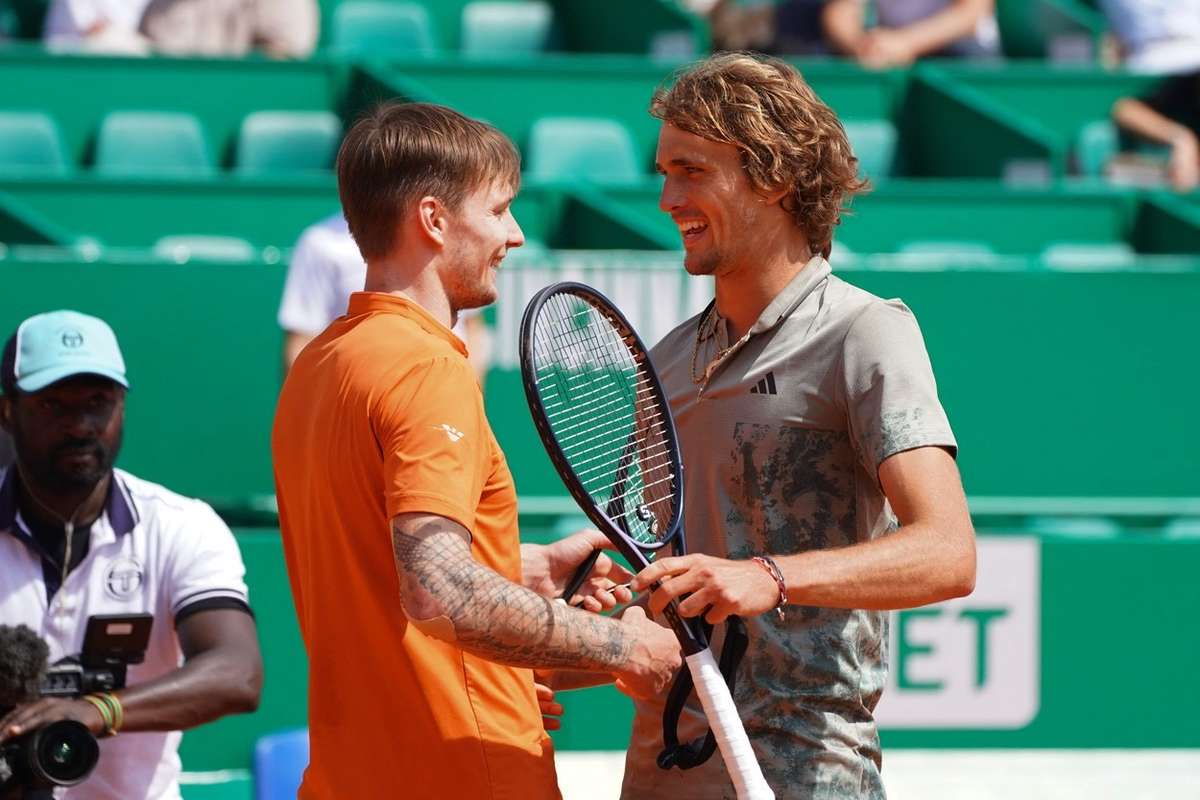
[82,694,115,736]
[100,692,124,734]
[83,692,124,736]
[751,556,788,622]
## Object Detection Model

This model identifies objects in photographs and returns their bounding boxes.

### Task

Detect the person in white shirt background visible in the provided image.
[279,212,492,386]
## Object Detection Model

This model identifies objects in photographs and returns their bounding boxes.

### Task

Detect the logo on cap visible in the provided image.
[60,329,84,349]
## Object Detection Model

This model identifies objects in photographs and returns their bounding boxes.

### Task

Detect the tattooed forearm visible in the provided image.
[392,520,635,671]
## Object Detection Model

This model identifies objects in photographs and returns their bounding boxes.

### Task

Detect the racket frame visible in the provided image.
[519,281,705,654]
[519,281,775,800]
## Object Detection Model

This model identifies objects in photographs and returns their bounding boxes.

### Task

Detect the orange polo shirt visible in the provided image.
[272,292,559,800]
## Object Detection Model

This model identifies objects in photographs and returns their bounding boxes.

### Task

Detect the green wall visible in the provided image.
[3,256,1198,503]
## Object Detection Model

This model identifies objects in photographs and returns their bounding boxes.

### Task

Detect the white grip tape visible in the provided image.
[684,648,775,800]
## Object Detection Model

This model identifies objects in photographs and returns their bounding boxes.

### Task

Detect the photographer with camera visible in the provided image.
[0,311,263,799]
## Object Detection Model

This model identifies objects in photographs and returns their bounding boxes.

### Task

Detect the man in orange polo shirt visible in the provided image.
[271,102,682,799]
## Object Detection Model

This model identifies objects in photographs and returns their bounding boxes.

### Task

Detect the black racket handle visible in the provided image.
[561,548,602,603]
[659,592,709,655]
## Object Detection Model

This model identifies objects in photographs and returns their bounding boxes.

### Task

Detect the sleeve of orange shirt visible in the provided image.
[373,355,487,536]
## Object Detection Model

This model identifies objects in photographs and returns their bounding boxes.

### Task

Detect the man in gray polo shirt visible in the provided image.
[624,54,977,798]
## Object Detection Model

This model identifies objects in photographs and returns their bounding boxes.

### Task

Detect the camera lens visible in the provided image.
[28,720,99,786]
[50,738,75,765]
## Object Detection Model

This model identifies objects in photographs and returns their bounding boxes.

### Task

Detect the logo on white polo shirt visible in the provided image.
[105,557,144,599]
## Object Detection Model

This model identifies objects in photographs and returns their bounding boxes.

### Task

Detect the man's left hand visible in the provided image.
[632,554,780,623]
[0,697,105,743]
[533,680,563,731]
[521,529,634,612]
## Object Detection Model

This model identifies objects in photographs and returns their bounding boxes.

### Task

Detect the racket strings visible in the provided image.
[531,293,677,543]
[570,435,671,482]
[536,380,660,435]
[546,401,668,460]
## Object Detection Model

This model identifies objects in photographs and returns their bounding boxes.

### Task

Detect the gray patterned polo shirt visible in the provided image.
[620,257,957,800]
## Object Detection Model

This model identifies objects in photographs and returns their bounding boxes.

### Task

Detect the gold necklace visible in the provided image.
[690,304,734,385]
[16,466,106,586]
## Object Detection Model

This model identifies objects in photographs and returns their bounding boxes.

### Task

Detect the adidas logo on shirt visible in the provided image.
[750,372,778,395]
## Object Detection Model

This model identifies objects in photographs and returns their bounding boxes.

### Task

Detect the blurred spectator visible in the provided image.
[772,0,833,56]
[1098,0,1200,75]
[278,213,492,383]
[1112,73,1200,192]
[43,0,316,56]
[43,0,153,53]
[823,0,999,69]
[138,0,318,58]
[1102,0,1200,192]
[699,0,834,58]
[705,0,777,52]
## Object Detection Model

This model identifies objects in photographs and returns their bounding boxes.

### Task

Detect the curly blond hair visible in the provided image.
[650,53,867,258]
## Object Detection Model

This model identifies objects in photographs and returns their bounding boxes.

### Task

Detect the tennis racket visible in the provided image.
[519,282,773,800]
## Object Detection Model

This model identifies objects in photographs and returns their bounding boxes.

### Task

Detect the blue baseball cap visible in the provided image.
[1,310,129,394]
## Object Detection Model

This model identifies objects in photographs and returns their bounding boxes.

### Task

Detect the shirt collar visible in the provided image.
[748,255,832,335]
[0,467,138,540]
[698,256,832,344]
[346,292,469,357]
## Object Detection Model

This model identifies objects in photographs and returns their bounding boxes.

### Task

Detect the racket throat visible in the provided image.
[659,594,708,654]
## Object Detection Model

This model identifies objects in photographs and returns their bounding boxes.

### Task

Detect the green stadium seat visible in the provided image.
[1164,518,1200,540]
[461,1,552,56]
[332,1,437,56]
[0,112,69,175]
[236,111,342,175]
[551,514,592,539]
[828,240,857,268]
[1042,241,1137,270]
[843,120,897,180]
[1025,516,1122,538]
[1075,119,1117,178]
[505,237,548,262]
[94,111,213,177]
[526,117,642,184]
[895,240,999,268]
[154,235,257,262]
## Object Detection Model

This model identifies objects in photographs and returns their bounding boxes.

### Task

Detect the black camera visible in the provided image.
[0,614,152,797]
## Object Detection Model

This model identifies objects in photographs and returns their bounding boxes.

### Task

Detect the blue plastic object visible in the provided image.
[254,728,309,800]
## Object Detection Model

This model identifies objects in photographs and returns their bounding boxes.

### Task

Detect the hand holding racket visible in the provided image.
[520,282,774,800]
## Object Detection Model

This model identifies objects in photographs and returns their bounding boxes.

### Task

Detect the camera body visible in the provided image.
[40,660,127,699]
[0,614,152,797]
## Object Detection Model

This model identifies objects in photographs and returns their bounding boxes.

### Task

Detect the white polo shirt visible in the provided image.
[277,213,367,337]
[0,466,251,800]
[277,212,474,340]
